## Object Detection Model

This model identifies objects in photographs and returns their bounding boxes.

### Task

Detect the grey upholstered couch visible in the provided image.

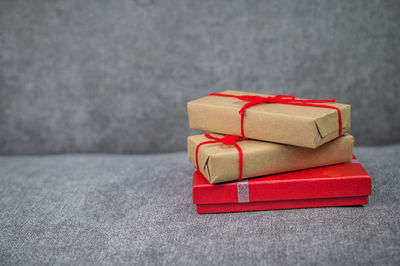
[1,1,399,265]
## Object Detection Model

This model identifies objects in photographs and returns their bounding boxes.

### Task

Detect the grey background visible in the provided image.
[1,0,399,154]
[1,1,400,265]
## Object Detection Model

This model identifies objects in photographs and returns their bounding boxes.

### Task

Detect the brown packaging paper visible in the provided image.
[187,90,351,148]
[188,133,354,184]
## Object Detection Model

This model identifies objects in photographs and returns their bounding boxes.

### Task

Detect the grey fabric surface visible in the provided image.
[1,0,400,154]
[0,145,399,265]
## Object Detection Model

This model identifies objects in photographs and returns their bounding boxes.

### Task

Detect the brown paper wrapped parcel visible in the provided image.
[187,90,351,148]
[188,133,354,184]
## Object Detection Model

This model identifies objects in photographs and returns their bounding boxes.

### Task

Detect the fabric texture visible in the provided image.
[1,145,399,265]
[1,0,400,154]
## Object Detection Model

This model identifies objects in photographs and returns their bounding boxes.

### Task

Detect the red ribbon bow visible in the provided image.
[209,93,343,139]
[195,133,247,181]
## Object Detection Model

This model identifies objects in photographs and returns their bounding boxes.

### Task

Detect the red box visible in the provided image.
[193,157,371,214]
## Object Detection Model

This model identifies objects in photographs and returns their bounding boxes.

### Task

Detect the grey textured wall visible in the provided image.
[0,0,399,154]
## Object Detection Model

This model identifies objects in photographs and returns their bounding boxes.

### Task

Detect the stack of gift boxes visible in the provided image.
[187,90,371,214]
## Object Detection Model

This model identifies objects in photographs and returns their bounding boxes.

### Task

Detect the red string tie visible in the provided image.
[209,93,342,139]
[195,133,247,182]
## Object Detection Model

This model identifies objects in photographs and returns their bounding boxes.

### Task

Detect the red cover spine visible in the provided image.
[196,196,369,214]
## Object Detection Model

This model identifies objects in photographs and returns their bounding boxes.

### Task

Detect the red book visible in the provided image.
[193,157,371,214]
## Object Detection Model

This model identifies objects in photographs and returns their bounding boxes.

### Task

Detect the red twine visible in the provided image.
[209,93,343,139]
[195,133,247,181]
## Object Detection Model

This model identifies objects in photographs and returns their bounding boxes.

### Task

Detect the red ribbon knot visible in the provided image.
[209,93,342,139]
[195,133,247,182]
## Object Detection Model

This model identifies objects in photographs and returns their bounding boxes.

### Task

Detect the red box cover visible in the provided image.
[193,157,371,214]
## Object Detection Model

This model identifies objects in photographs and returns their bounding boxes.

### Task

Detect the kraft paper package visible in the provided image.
[188,133,354,184]
[187,90,351,149]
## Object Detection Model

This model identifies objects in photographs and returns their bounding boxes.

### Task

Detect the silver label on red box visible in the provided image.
[237,180,250,203]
